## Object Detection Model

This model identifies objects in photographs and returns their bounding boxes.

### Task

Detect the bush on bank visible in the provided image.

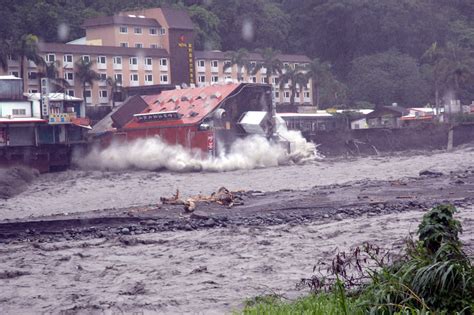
[241,204,473,315]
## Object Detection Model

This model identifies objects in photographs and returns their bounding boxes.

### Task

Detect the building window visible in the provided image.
[64,72,74,81]
[159,58,167,66]
[150,44,158,49]
[98,73,107,81]
[10,71,19,77]
[113,56,122,65]
[159,28,166,35]
[145,74,153,82]
[296,91,300,98]
[250,76,256,83]
[97,56,106,64]
[149,27,157,35]
[135,43,143,48]
[275,91,280,98]
[261,76,268,84]
[198,75,205,83]
[211,60,218,68]
[119,26,128,34]
[67,90,75,97]
[28,72,38,80]
[134,27,142,34]
[82,55,90,62]
[146,57,153,66]
[304,91,310,98]
[197,60,205,67]
[29,89,38,93]
[284,91,290,98]
[129,57,138,65]
[8,55,18,61]
[99,90,108,98]
[160,74,168,83]
[45,54,55,63]
[130,73,139,82]
[84,90,92,98]
[211,76,219,83]
[12,109,26,116]
[120,42,128,48]
[63,54,73,63]
[114,73,123,83]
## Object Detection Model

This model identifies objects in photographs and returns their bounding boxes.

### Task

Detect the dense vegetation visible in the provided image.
[242,204,474,314]
[1,0,473,108]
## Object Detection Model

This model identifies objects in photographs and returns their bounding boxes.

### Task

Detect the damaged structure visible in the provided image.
[92,83,275,156]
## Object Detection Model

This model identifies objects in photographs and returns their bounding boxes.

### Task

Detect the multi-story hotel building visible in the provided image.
[2,7,312,108]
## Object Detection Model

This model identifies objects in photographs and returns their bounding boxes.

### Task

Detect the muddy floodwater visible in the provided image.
[2,147,474,220]
[0,147,473,314]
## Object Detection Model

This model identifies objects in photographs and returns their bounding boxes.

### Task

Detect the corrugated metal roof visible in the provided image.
[39,43,169,58]
[124,83,241,128]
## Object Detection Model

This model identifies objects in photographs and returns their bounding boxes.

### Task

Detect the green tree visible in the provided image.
[106,76,122,108]
[39,60,71,93]
[75,58,99,105]
[224,48,250,82]
[210,0,290,51]
[251,47,283,78]
[187,5,221,50]
[305,58,334,108]
[0,40,9,72]
[438,42,474,97]
[12,34,44,91]
[348,50,430,107]
[279,65,308,107]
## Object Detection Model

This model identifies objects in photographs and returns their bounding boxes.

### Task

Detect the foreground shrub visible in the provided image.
[244,204,473,314]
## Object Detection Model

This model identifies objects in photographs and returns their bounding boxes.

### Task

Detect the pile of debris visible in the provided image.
[160,187,244,212]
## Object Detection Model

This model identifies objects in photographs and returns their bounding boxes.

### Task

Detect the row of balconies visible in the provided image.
[8,58,168,72]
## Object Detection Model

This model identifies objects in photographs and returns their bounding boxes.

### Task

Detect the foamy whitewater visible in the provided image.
[76,129,319,172]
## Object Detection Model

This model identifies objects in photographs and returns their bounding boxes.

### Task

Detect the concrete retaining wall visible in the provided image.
[307,123,474,157]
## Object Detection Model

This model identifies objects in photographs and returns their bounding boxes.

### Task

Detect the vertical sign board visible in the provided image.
[207,133,214,158]
[177,35,195,85]
[40,78,49,118]
[188,43,195,85]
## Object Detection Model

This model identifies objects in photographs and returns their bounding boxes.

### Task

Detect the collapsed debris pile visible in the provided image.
[160,187,244,212]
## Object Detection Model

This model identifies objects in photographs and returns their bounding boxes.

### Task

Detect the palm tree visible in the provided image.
[279,65,308,107]
[251,48,283,77]
[438,42,473,93]
[12,34,44,91]
[422,42,443,114]
[39,61,70,93]
[223,48,250,82]
[75,58,99,105]
[305,58,333,108]
[0,40,10,72]
[106,76,122,108]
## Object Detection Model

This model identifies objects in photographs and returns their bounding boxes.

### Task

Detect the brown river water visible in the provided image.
[0,147,473,314]
[1,147,474,220]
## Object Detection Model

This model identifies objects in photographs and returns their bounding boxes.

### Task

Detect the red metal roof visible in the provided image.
[124,83,241,129]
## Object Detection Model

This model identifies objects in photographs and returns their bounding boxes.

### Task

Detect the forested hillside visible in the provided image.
[1,0,473,108]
